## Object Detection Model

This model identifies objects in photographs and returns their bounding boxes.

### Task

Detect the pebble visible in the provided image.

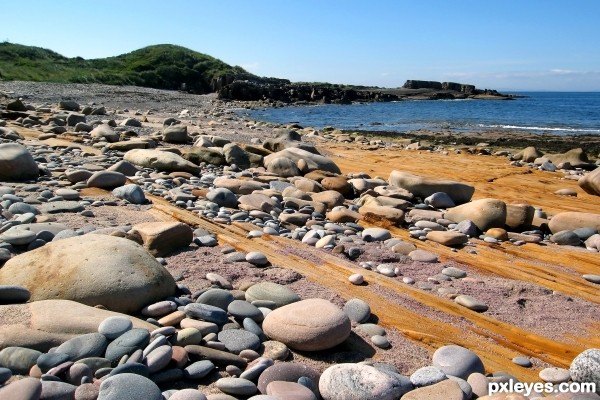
[432,345,485,379]
[215,377,257,396]
[98,316,133,340]
[98,373,162,400]
[245,251,269,266]
[184,360,215,379]
[169,389,208,400]
[343,298,371,323]
[362,227,392,242]
[217,329,261,354]
[244,282,300,307]
[197,289,235,311]
[410,365,448,387]
[0,284,31,303]
[55,333,108,361]
[371,335,390,348]
[539,367,571,384]
[512,356,532,367]
[227,300,263,322]
[454,295,489,312]
[441,267,467,279]
[408,250,438,263]
[348,273,364,285]
[184,303,230,325]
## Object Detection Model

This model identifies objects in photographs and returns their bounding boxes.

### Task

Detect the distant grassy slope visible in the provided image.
[0,42,248,93]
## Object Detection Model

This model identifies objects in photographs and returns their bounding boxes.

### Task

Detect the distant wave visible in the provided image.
[477,124,600,133]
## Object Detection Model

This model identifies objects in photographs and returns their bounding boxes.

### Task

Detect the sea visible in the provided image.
[241,92,600,136]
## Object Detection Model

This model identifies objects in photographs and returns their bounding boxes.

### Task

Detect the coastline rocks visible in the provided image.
[264,148,341,174]
[548,212,600,233]
[432,345,485,379]
[0,235,176,313]
[0,300,155,351]
[445,198,507,231]
[579,167,600,196]
[124,149,201,174]
[131,221,193,257]
[0,143,39,181]
[319,363,408,400]
[389,170,474,204]
[262,298,351,351]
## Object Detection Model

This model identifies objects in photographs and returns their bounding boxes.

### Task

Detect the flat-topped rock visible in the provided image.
[0,299,155,351]
[426,230,468,246]
[389,170,474,204]
[124,149,200,174]
[264,148,341,174]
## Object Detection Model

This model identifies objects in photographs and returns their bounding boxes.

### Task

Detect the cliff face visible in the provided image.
[216,76,398,104]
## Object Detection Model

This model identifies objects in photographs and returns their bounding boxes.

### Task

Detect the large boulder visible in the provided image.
[444,198,507,231]
[0,235,176,313]
[264,148,341,175]
[512,146,543,163]
[90,124,119,143]
[548,212,600,234]
[124,149,200,174]
[266,157,301,177]
[163,125,189,143]
[223,143,254,169]
[0,300,155,351]
[262,298,350,351]
[545,148,595,169]
[263,129,319,154]
[0,143,39,181]
[389,170,474,204]
[579,167,600,196]
[183,147,225,166]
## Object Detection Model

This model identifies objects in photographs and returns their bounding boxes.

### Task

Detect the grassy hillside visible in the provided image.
[0,42,248,93]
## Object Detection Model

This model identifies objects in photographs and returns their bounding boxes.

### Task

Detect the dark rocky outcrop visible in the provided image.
[217,75,512,103]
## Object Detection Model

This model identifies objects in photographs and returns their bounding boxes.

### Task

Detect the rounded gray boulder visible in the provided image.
[0,143,39,181]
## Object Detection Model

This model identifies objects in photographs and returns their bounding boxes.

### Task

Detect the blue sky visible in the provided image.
[2,0,600,91]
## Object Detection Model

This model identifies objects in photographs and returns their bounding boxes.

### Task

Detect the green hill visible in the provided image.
[0,42,249,93]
